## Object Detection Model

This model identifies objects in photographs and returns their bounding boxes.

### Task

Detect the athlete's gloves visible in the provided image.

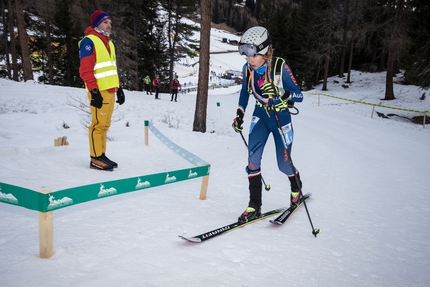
[260,82,280,97]
[274,90,295,110]
[232,108,244,133]
[90,88,103,109]
[281,90,294,108]
[116,86,125,105]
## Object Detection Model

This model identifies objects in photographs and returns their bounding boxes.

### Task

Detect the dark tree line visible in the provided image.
[213,0,430,99]
[1,0,428,102]
[0,0,199,91]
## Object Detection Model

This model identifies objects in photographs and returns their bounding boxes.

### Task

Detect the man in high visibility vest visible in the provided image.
[79,10,125,171]
[144,76,152,95]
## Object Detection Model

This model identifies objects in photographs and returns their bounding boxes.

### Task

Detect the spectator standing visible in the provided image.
[78,10,125,171]
[170,75,180,102]
[153,76,161,99]
[144,75,152,95]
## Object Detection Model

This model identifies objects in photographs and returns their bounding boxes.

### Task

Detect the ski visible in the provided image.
[179,207,285,243]
[270,193,311,225]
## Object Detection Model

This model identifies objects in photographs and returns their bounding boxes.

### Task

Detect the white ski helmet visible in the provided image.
[239,26,272,56]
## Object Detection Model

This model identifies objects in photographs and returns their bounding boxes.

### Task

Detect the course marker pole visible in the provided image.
[39,190,53,258]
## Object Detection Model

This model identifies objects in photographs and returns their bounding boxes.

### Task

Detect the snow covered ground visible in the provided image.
[1,25,430,287]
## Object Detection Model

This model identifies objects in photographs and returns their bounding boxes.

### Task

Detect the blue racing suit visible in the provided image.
[238,57,303,179]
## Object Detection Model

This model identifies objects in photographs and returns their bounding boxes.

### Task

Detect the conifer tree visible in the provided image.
[14,0,33,81]
[160,0,199,84]
[402,0,430,89]
[51,0,81,87]
[193,0,211,133]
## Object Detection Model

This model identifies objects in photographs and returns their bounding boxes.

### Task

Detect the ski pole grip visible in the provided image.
[281,90,290,101]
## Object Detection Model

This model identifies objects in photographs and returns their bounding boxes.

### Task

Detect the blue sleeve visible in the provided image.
[79,37,95,60]
[282,63,303,103]
[238,64,250,112]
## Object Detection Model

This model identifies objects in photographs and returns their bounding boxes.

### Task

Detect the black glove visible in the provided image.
[116,86,125,105]
[90,88,103,109]
[232,108,244,133]
[260,82,280,97]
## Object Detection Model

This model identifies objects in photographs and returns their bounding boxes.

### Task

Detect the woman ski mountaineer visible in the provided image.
[232,26,304,223]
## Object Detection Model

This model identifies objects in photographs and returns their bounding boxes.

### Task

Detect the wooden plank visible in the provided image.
[39,190,53,258]
[199,175,209,200]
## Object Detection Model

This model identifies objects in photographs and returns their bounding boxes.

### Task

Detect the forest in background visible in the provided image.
[0,0,429,100]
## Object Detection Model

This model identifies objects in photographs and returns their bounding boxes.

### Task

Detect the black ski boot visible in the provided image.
[238,203,261,224]
[238,169,262,223]
[288,172,302,207]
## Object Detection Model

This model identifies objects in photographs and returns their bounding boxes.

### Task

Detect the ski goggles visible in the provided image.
[238,37,271,57]
[239,44,260,57]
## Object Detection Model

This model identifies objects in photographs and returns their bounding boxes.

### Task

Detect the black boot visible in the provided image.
[238,169,262,223]
[101,153,118,168]
[288,172,302,206]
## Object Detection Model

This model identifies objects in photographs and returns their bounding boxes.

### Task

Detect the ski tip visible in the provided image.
[269,219,283,225]
[178,235,202,243]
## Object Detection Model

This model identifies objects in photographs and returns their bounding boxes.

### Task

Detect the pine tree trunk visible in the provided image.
[1,0,11,78]
[45,18,54,85]
[346,37,354,84]
[8,0,18,81]
[14,0,33,81]
[322,1,334,91]
[322,31,332,91]
[338,0,349,78]
[346,0,359,84]
[322,40,331,91]
[384,0,405,100]
[384,44,396,100]
[192,0,211,133]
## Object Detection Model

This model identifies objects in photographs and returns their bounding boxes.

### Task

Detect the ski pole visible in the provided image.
[268,96,320,237]
[239,131,271,191]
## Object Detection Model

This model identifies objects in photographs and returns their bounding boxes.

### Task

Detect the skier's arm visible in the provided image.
[79,38,98,91]
[238,64,251,111]
[282,63,303,103]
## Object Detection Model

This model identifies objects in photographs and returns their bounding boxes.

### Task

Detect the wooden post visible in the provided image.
[423,113,427,129]
[371,105,375,118]
[318,94,320,106]
[39,190,53,258]
[144,120,149,146]
[199,175,209,200]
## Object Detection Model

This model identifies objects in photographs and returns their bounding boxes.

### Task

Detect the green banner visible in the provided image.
[0,122,210,212]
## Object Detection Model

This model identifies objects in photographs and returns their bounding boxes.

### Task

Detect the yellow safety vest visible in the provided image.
[84,34,119,91]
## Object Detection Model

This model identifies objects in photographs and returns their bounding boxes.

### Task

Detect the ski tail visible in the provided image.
[270,193,311,225]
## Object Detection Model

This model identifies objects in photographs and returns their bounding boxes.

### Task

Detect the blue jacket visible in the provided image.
[238,56,303,112]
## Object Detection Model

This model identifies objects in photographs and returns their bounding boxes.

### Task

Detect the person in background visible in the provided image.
[232,26,304,223]
[170,75,180,102]
[153,76,161,99]
[79,10,125,171]
[144,75,152,95]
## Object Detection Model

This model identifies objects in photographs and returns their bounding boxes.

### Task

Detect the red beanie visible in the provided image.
[90,10,111,27]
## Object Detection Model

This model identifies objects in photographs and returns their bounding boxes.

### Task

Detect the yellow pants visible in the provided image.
[87,90,115,158]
